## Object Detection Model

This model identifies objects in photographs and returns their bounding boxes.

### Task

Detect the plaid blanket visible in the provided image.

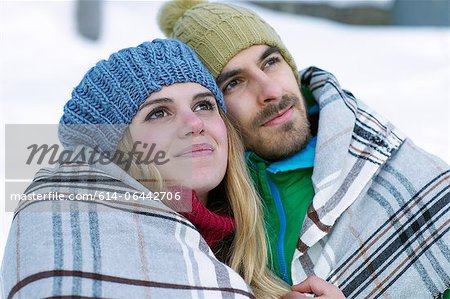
[1,160,254,298]
[292,67,450,298]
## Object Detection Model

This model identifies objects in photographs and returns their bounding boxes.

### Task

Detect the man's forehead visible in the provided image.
[218,45,280,83]
[223,45,272,70]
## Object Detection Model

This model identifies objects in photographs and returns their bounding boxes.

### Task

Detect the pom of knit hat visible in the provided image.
[158,0,204,36]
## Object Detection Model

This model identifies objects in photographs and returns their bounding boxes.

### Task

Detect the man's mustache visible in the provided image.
[252,95,299,127]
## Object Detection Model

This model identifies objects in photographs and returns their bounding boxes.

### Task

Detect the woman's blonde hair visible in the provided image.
[116,109,289,299]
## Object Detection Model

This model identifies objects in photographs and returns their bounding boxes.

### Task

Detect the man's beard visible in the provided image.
[242,94,311,161]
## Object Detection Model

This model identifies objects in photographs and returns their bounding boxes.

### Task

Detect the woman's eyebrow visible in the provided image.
[138,98,173,111]
[192,92,215,102]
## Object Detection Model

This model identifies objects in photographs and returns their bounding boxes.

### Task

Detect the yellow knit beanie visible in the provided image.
[158,0,298,81]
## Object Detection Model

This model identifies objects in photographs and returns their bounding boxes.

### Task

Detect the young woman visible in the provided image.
[1,39,292,299]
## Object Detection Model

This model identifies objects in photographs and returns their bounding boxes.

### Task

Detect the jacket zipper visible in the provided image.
[246,154,292,284]
[267,176,291,284]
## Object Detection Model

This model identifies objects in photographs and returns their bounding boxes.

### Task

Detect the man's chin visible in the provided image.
[249,128,311,161]
[255,142,306,162]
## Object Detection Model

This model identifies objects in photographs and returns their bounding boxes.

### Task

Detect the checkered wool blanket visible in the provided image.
[1,160,254,298]
[292,67,450,298]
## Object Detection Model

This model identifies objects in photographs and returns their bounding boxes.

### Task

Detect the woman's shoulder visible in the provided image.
[1,161,254,299]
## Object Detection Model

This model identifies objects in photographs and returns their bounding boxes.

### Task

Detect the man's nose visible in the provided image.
[255,71,283,105]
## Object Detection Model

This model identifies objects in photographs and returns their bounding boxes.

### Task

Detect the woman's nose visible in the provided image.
[179,111,205,137]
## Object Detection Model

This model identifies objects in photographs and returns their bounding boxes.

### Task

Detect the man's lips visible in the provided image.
[262,106,294,127]
[174,143,214,157]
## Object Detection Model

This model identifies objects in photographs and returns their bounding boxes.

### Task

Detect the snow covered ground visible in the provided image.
[282,0,394,8]
[1,0,449,276]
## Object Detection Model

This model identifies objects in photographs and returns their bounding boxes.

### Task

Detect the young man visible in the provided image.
[159,1,450,298]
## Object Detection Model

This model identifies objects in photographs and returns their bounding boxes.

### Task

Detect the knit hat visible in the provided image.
[158,0,298,81]
[59,38,225,153]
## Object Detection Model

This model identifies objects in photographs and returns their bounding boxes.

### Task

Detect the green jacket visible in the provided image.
[246,139,316,284]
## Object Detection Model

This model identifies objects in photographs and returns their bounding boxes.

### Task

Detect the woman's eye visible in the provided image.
[194,100,215,111]
[145,108,169,121]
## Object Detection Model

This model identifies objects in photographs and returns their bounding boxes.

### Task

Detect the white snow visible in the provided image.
[275,0,394,8]
[1,0,449,276]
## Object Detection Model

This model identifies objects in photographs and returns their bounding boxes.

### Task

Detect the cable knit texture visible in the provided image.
[59,39,225,153]
[158,0,298,80]
[180,191,235,249]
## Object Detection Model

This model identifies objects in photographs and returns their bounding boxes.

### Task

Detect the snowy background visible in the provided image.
[1,0,449,278]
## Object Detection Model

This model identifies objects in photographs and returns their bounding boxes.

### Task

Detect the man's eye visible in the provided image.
[194,100,215,111]
[145,108,169,121]
[223,79,239,93]
[264,56,280,68]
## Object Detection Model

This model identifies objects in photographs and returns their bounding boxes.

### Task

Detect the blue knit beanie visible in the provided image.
[59,39,225,153]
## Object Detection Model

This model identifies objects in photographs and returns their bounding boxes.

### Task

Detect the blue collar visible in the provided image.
[246,136,316,174]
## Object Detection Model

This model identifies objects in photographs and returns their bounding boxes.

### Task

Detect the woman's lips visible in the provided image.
[175,143,214,157]
[263,106,294,127]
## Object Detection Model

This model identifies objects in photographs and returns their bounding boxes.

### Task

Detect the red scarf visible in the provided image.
[180,191,235,248]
